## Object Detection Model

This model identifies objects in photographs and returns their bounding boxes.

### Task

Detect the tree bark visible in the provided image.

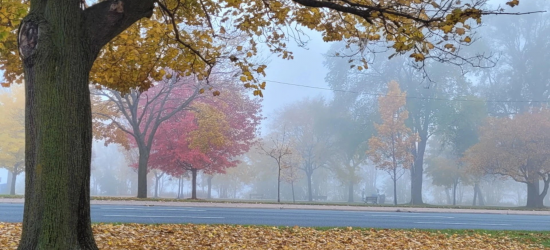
[137,145,150,198]
[191,168,198,199]
[410,125,428,205]
[17,1,156,248]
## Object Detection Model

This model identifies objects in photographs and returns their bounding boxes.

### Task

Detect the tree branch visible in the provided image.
[84,0,156,56]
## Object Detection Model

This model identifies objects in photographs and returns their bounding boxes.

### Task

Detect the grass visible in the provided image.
[3,194,550,211]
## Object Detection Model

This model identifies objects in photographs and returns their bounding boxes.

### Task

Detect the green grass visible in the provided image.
[423,229,550,248]
[0,195,23,199]
[5,195,550,211]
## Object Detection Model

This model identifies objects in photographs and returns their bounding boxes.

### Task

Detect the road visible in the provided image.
[1,203,549,230]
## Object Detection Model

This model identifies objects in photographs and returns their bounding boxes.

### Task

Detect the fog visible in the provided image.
[2,0,550,208]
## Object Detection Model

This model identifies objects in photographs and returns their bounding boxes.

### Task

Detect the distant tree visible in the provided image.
[0,85,24,195]
[274,97,335,201]
[260,130,293,203]
[281,149,303,203]
[435,96,487,205]
[368,81,416,205]
[464,108,550,208]
[426,155,468,205]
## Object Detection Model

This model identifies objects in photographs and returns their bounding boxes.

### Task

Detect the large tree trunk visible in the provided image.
[410,129,427,205]
[18,7,97,250]
[306,171,313,201]
[191,168,198,199]
[137,145,150,198]
[18,4,98,249]
[17,1,155,248]
[526,182,544,208]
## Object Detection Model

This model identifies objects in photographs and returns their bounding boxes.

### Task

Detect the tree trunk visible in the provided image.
[477,185,485,206]
[207,175,212,199]
[291,182,295,203]
[191,168,197,199]
[410,133,427,205]
[154,174,160,198]
[18,5,97,249]
[348,179,354,203]
[452,180,458,206]
[7,171,13,195]
[445,188,452,205]
[526,182,543,208]
[9,168,18,195]
[137,146,150,198]
[277,164,281,203]
[472,184,478,206]
[306,170,313,201]
[393,168,397,205]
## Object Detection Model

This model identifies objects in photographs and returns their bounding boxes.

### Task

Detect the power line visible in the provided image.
[264,79,550,104]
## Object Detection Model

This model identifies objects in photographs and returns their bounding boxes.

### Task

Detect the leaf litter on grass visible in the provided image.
[0,222,546,249]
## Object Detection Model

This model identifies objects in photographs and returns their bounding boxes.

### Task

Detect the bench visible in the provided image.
[312,195,327,201]
[363,196,378,204]
[249,194,264,199]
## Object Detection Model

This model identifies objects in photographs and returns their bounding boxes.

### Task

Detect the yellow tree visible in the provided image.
[0,0,534,248]
[368,81,416,205]
[464,108,550,208]
[0,84,24,195]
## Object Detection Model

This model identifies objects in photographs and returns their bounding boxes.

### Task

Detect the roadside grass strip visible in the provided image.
[0,222,548,249]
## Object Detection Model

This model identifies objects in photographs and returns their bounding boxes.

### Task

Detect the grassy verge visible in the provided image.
[4,194,550,211]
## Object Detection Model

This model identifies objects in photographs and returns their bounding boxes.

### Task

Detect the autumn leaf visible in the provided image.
[0,222,545,249]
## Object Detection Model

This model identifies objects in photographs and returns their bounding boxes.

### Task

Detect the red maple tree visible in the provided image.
[148,83,262,199]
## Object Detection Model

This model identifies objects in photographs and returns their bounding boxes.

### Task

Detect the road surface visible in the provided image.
[1,203,549,231]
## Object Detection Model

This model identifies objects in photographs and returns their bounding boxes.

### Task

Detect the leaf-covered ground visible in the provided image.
[0,223,547,249]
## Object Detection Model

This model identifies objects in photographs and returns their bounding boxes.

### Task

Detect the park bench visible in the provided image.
[249,193,264,199]
[363,196,378,204]
[312,195,327,201]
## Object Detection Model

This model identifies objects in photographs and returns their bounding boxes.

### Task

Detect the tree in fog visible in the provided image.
[476,1,550,115]
[428,96,487,205]
[274,97,335,201]
[93,76,199,198]
[464,108,550,208]
[324,47,378,202]
[368,81,416,205]
[148,84,261,199]
[260,130,293,203]
[325,42,474,204]
[0,85,24,195]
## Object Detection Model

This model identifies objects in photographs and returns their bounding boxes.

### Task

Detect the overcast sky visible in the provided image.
[259,31,335,134]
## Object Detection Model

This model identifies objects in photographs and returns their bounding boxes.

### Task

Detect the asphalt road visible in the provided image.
[1,203,549,231]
